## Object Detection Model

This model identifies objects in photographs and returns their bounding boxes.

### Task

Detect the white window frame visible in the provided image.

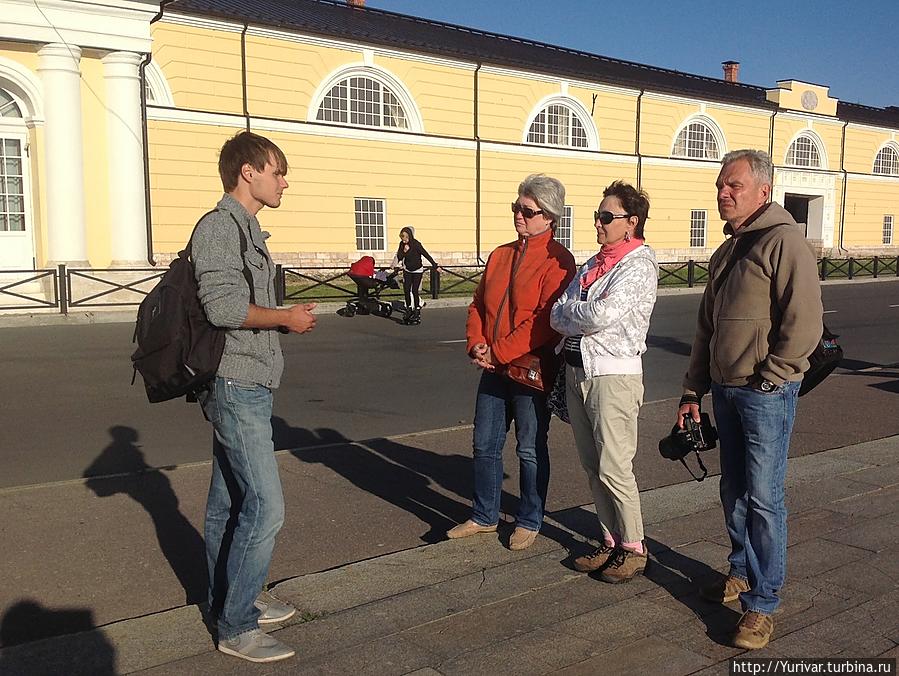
[354,197,387,251]
[689,209,707,248]
[310,65,422,133]
[555,206,573,249]
[671,116,725,160]
[144,61,174,107]
[523,95,598,150]
[785,131,826,169]
[873,143,899,176]
[884,215,894,246]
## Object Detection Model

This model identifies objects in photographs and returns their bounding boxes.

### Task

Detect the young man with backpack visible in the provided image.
[676,150,823,650]
[192,131,316,663]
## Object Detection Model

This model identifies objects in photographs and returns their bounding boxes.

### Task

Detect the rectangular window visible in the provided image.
[690,209,707,248]
[884,215,894,245]
[354,197,386,250]
[1,138,25,232]
[555,206,572,249]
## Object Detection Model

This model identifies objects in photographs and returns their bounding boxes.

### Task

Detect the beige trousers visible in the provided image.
[565,366,645,543]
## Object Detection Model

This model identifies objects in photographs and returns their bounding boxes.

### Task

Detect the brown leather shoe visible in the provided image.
[509,526,538,550]
[700,575,750,603]
[733,611,774,649]
[446,519,497,539]
[573,544,616,572]
[599,547,647,583]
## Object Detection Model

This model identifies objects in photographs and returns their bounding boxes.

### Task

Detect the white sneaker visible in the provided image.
[255,594,297,625]
[217,629,295,663]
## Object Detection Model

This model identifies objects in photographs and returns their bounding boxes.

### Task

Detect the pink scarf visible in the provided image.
[580,238,644,289]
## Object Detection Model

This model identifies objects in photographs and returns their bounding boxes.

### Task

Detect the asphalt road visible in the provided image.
[1,279,897,489]
[1,279,898,646]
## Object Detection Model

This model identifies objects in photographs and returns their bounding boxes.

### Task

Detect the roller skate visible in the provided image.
[401,306,422,325]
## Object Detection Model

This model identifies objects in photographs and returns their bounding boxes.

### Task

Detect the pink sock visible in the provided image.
[622,540,644,554]
[604,532,619,548]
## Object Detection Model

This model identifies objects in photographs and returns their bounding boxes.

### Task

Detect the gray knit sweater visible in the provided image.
[192,194,284,389]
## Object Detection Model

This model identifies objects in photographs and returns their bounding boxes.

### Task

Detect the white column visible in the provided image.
[102,51,148,266]
[37,43,89,266]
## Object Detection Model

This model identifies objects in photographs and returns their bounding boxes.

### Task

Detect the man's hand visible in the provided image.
[676,391,701,429]
[469,343,495,371]
[282,303,317,334]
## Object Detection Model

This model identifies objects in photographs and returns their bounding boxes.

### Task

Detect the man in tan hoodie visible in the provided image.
[677,149,823,650]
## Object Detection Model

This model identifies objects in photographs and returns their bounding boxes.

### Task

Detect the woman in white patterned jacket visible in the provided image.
[550,180,658,584]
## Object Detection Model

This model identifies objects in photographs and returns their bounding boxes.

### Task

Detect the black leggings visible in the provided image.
[403,271,424,309]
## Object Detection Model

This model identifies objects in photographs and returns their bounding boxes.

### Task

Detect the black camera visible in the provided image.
[658,413,718,481]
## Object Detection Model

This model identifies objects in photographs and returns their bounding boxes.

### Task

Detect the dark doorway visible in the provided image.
[784,193,810,236]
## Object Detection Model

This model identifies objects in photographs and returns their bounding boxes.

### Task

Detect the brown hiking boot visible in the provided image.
[700,575,750,603]
[733,611,774,649]
[573,544,616,572]
[446,519,497,539]
[599,547,647,584]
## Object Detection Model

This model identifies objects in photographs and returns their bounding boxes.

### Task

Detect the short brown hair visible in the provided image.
[218,131,288,192]
[602,180,650,239]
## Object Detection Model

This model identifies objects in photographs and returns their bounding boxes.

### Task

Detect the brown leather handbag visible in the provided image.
[502,347,560,393]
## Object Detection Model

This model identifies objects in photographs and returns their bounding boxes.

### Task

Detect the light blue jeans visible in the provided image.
[711,380,800,615]
[198,377,285,640]
[471,370,551,532]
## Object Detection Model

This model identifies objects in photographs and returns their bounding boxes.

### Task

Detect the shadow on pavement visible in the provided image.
[276,418,472,543]
[644,537,740,646]
[0,600,116,674]
[646,334,694,357]
[83,426,207,606]
[276,417,560,545]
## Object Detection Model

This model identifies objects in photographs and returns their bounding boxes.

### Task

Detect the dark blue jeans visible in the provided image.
[471,370,551,532]
[711,380,800,615]
[198,377,285,640]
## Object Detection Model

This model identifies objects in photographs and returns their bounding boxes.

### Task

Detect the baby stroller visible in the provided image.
[344,256,399,318]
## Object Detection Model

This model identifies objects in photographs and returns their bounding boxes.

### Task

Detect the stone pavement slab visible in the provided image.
[1,437,897,675]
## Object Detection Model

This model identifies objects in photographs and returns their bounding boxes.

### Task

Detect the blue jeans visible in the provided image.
[471,370,551,532]
[711,380,800,615]
[198,377,285,640]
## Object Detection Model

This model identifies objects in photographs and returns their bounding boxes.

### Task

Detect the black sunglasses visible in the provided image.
[594,210,631,225]
[511,202,544,219]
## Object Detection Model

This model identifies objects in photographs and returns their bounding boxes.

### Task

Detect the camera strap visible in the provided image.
[681,452,709,482]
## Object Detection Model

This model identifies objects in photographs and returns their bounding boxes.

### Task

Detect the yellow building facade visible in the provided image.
[1,0,897,272]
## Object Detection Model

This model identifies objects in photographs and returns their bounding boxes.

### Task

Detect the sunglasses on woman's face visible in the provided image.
[511,202,544,219]
[594,210,630,226]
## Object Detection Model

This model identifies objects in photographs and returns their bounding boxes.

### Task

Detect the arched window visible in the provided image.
[874,144,899,175]
[786,134,823,168]
[526,101,590,148]
[672,119,721,159]
[0,87,27,241]
[0,88,22,118]
[315,74,412,130]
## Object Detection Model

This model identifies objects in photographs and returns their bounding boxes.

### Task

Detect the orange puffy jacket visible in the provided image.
[466,228,576,365]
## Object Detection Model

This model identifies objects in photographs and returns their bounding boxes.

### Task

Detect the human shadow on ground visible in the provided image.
[643,536,742,646]
[551,507,738,645]
[276,419,471,543]
[83,426,207,605]
[0,600,115,674]
[646,334,694,357]
[274,417,554,545]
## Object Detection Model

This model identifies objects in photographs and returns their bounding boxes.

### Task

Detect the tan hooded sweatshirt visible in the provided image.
[683,203,824,395]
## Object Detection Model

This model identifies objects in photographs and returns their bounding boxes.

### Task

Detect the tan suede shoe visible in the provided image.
[733,611,774,649]
[700,575,751,603]
[509,526,538,550]
[573,544,616,572]
[599,547,647,583]
[446,519,497,539]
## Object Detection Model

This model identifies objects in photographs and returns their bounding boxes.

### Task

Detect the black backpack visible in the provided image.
[131,210,254,403]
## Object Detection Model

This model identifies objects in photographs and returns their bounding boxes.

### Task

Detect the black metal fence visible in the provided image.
[2,255,898,314]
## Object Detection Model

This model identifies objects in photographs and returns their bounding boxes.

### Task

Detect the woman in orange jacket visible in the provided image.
[447,174,576,550]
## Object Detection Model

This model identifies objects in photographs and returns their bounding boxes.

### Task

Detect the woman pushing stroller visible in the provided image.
[393,226,436,325]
